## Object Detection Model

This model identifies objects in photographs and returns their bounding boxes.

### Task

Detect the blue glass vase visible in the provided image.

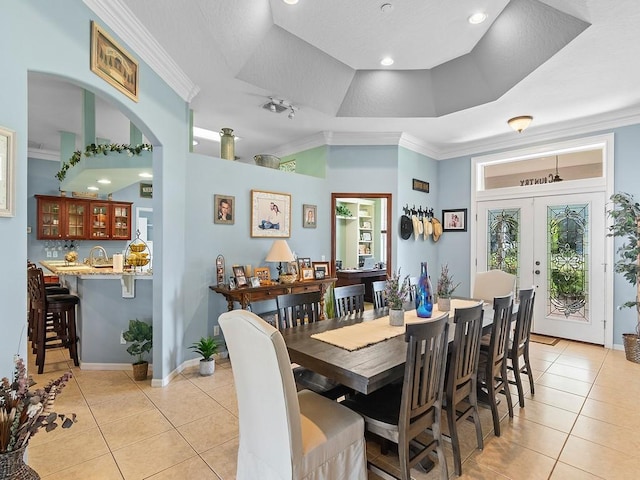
[415,262,434,318]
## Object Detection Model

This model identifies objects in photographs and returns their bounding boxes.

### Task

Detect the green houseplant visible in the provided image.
[122,319,153,380]
[436,264,461,311]
[190,336,218,376]
[608,192,640,363]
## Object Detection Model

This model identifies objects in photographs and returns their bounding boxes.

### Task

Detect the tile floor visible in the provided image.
[26,338,640,479]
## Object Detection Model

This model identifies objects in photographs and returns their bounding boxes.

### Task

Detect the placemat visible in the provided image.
[311,299,481,351]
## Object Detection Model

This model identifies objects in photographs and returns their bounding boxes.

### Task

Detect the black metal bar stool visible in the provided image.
[27,267,80,373]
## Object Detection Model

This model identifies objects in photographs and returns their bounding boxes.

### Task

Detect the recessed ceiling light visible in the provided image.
[283,0,298,4]
[380,57,394,66]
[97,178,111,184]
[87,186,99,191]
[468,12,487,24]
[139,172,153,179]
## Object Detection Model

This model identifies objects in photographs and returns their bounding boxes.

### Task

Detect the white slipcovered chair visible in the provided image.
[472,270,517,303]
[218,309,367,480]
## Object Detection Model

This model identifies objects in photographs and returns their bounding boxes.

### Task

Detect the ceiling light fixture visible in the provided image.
[87,186,99,191]
[468,12,487,24]
[551,155,563,182]
[263,97,298,119]
[380,57,394,66]
[288,106,296,120]
[139,172,153,179]
[97,178,111,184]
[283,0,299,5]
[507,115,533,133]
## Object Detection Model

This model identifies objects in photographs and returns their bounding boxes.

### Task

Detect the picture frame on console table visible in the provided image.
[301,267,314,281]
[251,190,291,238]
[254,267,271,285]
[312,261,331,278]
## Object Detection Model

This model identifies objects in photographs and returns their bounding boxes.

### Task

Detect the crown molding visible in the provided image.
[83,0,200,102]
[28,148,60,162]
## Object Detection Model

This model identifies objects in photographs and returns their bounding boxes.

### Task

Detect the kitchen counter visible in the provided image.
[40,260,152,278]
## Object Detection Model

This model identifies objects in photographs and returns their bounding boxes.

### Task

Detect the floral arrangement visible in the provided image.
[384,268,410,309]
[0,356,75,453]
[55,143,153,182]
[436,264,461,299]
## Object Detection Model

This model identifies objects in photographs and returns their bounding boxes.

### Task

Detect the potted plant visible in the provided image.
[384,268,410,326]
[436,264,461,311]
[122,318,153,380]
[190,336,218,376]
[608,192,640,363]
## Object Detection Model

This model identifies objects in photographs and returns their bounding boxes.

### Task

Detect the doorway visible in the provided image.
[476,192,606,344]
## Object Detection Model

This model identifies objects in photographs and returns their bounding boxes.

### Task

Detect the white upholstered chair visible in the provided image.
[472,270,517,303]
[218,309,367,480]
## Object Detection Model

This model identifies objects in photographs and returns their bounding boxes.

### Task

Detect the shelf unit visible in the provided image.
[336,199,377,268]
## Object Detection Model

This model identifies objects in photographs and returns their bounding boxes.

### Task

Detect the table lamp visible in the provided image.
[265,239,295,280]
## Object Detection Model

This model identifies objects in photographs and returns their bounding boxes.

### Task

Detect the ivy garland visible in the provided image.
[55,143,153,182]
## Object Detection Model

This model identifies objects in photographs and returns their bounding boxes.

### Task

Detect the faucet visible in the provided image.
[88,246,108,266]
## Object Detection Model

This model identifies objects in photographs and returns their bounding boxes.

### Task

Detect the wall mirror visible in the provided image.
[331,193,392,275]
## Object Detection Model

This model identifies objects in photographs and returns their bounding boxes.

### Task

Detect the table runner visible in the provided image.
[311,299,482,351]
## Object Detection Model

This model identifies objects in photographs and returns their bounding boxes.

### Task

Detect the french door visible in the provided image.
[476,192,606,344]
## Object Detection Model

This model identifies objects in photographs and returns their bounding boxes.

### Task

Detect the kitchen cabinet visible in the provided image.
[35,195,132,240]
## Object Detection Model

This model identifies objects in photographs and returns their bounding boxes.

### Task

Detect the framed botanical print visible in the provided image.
[251,190,291,238]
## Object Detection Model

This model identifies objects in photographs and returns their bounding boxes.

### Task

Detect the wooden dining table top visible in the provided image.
[281,301,504,395]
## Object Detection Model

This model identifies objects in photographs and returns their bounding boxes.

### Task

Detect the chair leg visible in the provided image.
[510,353,526,408]
[469,384,484,450]
[487,375,501,437]
[501,362,514,420]
[446,402,462,476]
[523,346,535,396]
[431,421,449,479]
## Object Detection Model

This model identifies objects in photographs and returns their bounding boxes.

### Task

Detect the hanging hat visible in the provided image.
[432,218,443,242]
[417,217,424,236]
[400,215,413,240]
[411,215,420,240]
[423,217,432,238]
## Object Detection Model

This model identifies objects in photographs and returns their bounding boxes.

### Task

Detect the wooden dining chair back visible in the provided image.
[333,283,365,316]
[342,312,450,480]
[276,291,322,329]
[444,301,485,476]
[508,287,536,407]
[473,270,516,303]
[477,294,514,437]
[276,291,349,399]
[218,310,367,480]
[371,280,387,309]
[408,277,418,302]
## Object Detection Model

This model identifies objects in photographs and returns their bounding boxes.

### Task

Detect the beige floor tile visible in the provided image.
[497,414,569,458]
[181,365,235,392]
[147,388,223,427]
[546,362,598,383]
[207,383,239,416]
[90,388,157,425]
[571,414,640,457]
[587,384,637,410]
[177,404,239,453]
[100,407,174,450]
[28,426,110,477]
[559,435,637,479]
[525,383,586,413]
[536,371,593,396]
[550,461,605,479]
[513,397,578,433]
[200,437,239,480]
[554,353,604,371]
[455,459,511,479]
[580,397,640,430]
[28,401,96,446]
[146,455,221,479]
[42,453,124,480]
[112,430,196,480]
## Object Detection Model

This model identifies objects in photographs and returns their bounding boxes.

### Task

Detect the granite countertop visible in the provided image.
[40,260,152,277]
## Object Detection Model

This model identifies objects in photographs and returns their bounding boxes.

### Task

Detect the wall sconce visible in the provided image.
[508,115,533,133]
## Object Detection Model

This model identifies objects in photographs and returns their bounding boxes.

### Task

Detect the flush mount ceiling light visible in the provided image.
[507,115,533,133]
[87,186,99,191]
[283,0,299,4]
[97,178,111,184]
[139,172,153,179]
[468,12,487,24]
[380,57,394,66]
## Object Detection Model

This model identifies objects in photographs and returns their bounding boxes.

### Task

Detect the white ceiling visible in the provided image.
[27,0,640,164]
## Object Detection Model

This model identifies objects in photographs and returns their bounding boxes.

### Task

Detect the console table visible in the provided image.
[210,277,337,320]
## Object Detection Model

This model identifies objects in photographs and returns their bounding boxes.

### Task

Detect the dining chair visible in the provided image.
[218,310,367,480]
[472,270,517,303]
[444,301,485,476]
[477,294,514,437]
[508,287,536,407]
[276,292,350,399]
[371,280,387,309]
[341,312,450,480]
[408,277,418,302]
[333,283,366,316]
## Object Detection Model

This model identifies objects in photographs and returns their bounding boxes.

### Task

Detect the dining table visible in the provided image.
[281,299,517,395]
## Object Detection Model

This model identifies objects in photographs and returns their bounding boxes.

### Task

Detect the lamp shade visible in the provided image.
[507,115,533,133]
[265,240,295,263]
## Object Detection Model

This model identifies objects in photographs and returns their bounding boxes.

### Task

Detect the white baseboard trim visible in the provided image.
[80,362,134,370]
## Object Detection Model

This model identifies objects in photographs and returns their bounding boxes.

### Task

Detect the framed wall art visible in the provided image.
[0,126,15,217]
[214,194,235,225]
[90,21,139,102]
[250,190,291,237]
[303,204,317,228]
[442,208,468,232]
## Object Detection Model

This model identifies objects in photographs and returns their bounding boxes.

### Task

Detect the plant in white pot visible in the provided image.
[436,264,461,312]
[190,336,218,376]
[608,192,640,363]
[122,319,153,380]
[384,268,410,326]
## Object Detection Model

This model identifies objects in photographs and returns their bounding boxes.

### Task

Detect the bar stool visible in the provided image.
[27,262,69,342]
[28,267,80,373]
